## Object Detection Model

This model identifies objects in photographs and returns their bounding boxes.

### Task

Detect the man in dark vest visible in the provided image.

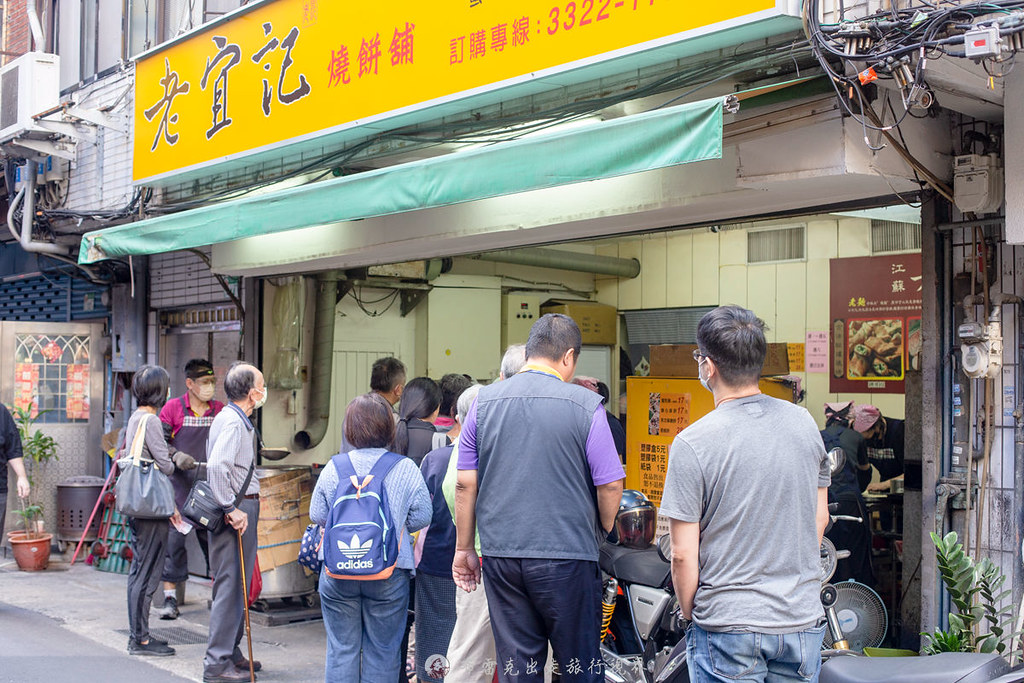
[158,358,224,619]
[453,313,625,683]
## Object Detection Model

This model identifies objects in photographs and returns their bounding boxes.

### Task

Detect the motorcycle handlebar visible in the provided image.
[832,515,863,523]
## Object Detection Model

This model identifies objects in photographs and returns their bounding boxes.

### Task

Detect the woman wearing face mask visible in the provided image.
[156,359,224,619]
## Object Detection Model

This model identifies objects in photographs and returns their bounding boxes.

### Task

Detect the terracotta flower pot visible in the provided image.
[8,531,53,571]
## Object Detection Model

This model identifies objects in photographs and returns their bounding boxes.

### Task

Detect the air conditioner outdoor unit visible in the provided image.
[0,52,60,143]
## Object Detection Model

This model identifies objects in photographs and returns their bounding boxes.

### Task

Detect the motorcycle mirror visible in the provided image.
[657,534,672,563]
[827,447,846,477]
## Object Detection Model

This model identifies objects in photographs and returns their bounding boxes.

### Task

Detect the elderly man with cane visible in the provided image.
[202,362,266,683]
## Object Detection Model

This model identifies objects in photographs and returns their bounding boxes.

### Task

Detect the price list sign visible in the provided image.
[627,378,708,506]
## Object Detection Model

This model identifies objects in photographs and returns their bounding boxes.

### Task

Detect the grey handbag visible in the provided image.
[115,413,176,519]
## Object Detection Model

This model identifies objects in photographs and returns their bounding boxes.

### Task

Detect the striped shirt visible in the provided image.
[206,403,259,513]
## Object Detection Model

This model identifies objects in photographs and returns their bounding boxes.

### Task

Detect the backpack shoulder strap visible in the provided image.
[368,451,405,483]
[330,452,358,488]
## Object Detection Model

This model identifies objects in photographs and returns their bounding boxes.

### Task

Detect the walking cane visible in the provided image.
[237,526,256,683]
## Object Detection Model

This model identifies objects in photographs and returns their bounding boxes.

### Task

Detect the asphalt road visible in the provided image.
[0,602,194,683]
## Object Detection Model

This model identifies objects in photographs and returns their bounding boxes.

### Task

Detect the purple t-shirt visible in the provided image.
[458,398,625,486]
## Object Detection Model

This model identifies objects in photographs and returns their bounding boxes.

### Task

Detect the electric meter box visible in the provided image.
[501,294,540,347]
[953,154,1003,214]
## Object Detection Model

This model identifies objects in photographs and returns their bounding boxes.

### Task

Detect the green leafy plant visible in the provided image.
[13,501,44,540]
[14,406,58,470]
[922,531,1023,658]
[11,407,58,536]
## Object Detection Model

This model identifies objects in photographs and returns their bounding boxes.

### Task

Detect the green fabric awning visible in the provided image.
[80,96,728,264]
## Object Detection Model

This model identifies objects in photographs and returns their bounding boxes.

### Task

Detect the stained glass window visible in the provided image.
[14,334,91,423]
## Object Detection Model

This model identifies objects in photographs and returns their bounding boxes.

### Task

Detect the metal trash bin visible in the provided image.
[57,475,105,550]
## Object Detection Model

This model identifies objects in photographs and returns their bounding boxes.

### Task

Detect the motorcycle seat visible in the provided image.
[820,652,1010,683]
[599,541,670,588]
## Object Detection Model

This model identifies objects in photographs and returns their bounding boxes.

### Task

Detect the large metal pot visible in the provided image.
[258,561,317,603]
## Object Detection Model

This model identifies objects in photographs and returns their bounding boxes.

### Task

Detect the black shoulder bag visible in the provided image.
[182,430,257,534]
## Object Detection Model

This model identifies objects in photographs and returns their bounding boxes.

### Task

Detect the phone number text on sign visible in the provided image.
[546,0,655,36]
[449,0,656,64]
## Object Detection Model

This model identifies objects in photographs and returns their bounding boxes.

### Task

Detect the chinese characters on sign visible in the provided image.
[805,331,829,373]
[633,387,692,506]
[829,255,923,394]
[14,362,39,417]
[133,0,774,181]
[143,59,190,152]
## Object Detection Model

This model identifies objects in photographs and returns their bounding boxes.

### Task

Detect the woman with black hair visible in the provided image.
[392,377,442,466]
[121,364,179,657]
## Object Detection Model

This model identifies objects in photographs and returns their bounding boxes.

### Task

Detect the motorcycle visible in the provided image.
[597,531,686,683]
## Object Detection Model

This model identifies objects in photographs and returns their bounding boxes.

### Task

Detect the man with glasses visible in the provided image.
[662,306,830,683]
[158,358,224,619]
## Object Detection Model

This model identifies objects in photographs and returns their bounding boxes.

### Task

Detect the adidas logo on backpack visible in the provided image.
[337,534,373,559]
[323,451,404,581]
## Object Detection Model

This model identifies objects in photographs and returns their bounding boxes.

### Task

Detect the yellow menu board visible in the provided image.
[625,377,796,508]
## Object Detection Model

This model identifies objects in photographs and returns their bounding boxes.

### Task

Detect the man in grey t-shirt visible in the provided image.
[660,306,830,683]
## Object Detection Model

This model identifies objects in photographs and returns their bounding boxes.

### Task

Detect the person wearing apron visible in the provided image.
[157,358,224,619]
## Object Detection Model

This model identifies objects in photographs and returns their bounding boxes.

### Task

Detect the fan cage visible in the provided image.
[822,580,887,652]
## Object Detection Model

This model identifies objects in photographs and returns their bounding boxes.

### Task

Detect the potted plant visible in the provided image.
[8,500,50,570]
[7,407,57,571]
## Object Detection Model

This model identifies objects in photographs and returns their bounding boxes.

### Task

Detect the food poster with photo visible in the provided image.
[829,254,923,394]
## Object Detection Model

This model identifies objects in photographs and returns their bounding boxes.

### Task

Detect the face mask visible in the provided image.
[253,386,268,410]
[196,384,216,402]
[697,358,711,393]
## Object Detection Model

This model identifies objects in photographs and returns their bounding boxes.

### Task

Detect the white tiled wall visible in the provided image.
[594,215,913,425]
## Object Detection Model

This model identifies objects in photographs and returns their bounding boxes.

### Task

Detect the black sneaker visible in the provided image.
[128,638,176,657]
[159,596,179,620]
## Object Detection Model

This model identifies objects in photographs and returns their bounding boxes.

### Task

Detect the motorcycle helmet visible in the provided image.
[614,489,656,549]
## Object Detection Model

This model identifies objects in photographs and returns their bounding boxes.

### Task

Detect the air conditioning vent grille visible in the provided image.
[871,220,921,253]
[1,66,19,130]
[747,226,805,264]
[623,307,715,345]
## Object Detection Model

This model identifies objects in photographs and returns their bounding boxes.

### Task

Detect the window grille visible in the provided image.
[623,307,715,345]
[14,334,91,424]
[871,220,921,253]
[747,226,805,264]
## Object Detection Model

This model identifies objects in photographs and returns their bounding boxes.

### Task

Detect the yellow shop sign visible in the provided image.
[133,0,775,183]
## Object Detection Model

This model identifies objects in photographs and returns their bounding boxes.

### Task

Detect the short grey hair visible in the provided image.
[500,344,527,379]
[456,384,484,424]
[224,361,259,401]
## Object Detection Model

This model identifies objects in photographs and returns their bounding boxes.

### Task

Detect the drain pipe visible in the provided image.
[293,270,343,451]
[473,246,641,278]
[25,1,45,50]
[7,160,67,255]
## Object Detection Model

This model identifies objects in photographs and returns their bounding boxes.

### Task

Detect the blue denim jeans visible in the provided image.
[319,568,411,683]
[687,622,826,683]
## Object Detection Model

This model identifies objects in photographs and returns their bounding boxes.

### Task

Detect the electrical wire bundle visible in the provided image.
[805,0,1024,116]
[800,0,1024,203]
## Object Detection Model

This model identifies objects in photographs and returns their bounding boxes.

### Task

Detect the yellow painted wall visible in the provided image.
[594,216,910,426]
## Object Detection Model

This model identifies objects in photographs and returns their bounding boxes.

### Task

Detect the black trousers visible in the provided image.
[826,497,875,587]
[483,557,602,683]
[127,517,169,642]
[162,525,209,583]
